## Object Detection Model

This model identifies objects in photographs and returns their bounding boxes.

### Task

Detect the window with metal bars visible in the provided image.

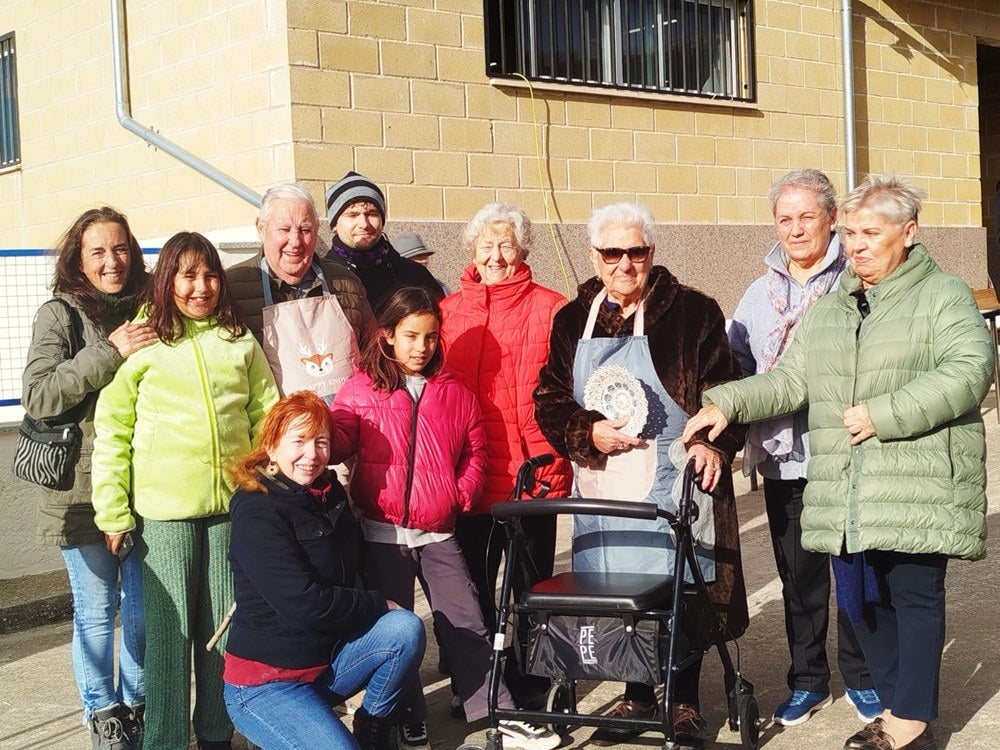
[1,32,21,169]
[484,0,756,102]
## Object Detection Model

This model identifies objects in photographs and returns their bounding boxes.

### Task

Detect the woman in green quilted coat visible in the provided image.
[684,174,994,750]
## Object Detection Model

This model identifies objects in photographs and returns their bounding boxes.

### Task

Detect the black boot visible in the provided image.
[353,707,399,750]
[90,705,132,750]
[121,703,144,750]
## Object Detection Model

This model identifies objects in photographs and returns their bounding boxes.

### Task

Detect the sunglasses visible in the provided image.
[593,245,652,264]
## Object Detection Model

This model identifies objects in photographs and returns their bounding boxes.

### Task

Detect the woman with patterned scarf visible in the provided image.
[728,169,879,729]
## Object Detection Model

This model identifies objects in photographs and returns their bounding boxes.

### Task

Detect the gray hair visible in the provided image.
[840,174,923,224]
[258,184,319,225]
[588,203,656,247]
[462,202,533,257]
[768,169,837,218]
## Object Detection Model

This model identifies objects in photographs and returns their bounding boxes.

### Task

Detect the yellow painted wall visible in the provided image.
[0,0,292,247]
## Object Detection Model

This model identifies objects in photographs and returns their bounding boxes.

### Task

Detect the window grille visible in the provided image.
[485,0,756,102]
[1,32,21,169]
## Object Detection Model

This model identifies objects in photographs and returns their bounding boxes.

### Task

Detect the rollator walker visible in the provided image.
[459,455,761,750]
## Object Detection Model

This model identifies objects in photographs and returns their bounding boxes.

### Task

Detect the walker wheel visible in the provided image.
[737,693,761,749]
[544,682,571,734]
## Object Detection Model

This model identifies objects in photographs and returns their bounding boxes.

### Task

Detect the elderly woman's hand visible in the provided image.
[591,417,644,454]
[843,403,876,445]
[108,320,158,357]
[681,405,729,443]
[685,443,726,492]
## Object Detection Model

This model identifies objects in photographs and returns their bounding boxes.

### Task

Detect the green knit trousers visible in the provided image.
[140,516,234,750]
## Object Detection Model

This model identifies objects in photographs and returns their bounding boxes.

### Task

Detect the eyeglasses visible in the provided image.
[593,246,651,264]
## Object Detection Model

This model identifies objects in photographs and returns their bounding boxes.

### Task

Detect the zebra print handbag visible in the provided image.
[12,298,85,490]
[12,415,82,489]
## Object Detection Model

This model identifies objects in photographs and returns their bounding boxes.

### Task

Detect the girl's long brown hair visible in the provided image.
[143,231,246,344]
[228,391,334,492]
[359,286,443,391]
[53,207,149,320]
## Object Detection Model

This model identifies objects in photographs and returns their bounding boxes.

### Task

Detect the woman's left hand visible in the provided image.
[843,403,876,445]
[686,443,725,493]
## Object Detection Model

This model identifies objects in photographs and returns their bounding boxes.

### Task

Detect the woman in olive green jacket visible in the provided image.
[685,175,993,750]
[22,207,157,748]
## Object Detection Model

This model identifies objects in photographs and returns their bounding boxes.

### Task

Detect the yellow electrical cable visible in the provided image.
[512,72,573,299]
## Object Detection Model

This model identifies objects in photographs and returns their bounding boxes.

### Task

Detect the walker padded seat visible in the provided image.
[520,571,675,612]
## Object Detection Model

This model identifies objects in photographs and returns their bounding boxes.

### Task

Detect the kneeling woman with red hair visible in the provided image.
[223,391,426,750]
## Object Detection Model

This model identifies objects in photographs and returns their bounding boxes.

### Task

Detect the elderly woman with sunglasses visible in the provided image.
[533,203,749,749]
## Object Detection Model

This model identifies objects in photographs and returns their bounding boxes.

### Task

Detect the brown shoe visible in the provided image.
[672,703,706,749]
[844,718,885,750]
[590,699,657,746]
[855,725,936,750]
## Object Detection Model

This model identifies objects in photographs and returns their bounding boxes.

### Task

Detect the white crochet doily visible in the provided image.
[583,364,648,437]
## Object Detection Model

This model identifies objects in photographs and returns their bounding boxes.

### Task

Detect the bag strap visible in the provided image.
[48,297,85,357]
[41,297,92,424]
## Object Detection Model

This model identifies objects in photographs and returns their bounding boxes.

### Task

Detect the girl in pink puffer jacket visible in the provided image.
[330,287,559,750]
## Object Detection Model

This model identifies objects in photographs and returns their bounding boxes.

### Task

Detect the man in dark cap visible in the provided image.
[325,171,443,311]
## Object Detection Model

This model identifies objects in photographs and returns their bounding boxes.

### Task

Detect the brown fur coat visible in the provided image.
[533,266,749,637]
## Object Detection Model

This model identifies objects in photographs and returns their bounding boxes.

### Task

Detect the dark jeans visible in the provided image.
[851,551,948,722]
[455,513,558,631]
[456,513,557,704]
[363,538,515,723]
[764,478,871,693]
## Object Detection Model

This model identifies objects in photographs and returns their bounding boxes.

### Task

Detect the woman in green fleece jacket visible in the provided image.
[684,175,993,750]
[92,232,279,750]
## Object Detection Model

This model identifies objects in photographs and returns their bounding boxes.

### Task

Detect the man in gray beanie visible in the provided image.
[324,171,442,312]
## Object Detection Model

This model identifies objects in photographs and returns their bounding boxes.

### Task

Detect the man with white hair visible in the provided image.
[228,183,374,400]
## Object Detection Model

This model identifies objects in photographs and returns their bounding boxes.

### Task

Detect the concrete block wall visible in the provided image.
[286,0,1000,231]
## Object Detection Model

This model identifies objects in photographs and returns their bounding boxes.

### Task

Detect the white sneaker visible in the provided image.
[498,720,560,750]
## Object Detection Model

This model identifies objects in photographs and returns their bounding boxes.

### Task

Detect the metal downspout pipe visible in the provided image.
[110,0,262,207]
[841,0,857,190]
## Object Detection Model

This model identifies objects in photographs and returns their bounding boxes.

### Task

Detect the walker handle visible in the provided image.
[491,497,664,522]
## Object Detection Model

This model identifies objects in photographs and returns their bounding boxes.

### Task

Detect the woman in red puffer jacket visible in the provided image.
[440,203,573,709]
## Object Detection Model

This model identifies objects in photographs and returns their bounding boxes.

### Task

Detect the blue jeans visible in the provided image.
[224,609,425,749]
[61,542,145,720]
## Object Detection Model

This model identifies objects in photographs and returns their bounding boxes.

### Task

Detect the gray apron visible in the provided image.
[571,289,715,582]
[259,257,358,403]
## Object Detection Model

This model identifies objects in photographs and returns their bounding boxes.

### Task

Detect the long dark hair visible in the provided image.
[143,231,246,344]
[52,207,148,320]
[359,287,443,391]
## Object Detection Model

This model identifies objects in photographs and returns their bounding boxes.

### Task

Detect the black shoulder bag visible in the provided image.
[12,299,88,490]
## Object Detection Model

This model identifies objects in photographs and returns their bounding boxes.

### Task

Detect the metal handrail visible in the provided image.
[110,0,262,207]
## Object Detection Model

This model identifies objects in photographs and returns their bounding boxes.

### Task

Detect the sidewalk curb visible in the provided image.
[0,570,72,634]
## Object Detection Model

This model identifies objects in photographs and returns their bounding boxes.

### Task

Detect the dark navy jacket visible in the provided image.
[227,472,388,669]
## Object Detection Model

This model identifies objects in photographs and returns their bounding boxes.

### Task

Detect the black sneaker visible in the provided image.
[90,705,132,750]
[398,721,429,748]
[353,708,399,750]
[121,704,144,750]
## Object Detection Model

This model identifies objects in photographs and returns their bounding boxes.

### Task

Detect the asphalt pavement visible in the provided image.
[3,405,1000,750]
